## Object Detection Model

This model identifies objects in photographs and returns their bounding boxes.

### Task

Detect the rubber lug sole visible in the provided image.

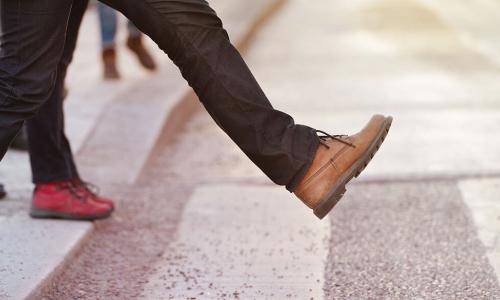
[313,117,393,219]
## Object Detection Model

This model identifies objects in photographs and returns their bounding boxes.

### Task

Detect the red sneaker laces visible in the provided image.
[54,181,88,203]
[73,180,100,200]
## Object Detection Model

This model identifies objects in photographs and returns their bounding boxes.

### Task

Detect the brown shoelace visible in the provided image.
[315,130,355,149]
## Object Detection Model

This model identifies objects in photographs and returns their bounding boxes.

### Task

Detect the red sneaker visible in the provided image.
[71,179,115,211]
[30,181,112,220]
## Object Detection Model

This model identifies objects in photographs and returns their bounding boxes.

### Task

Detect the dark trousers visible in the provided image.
[26,0,88,184]
[0,0,319,191]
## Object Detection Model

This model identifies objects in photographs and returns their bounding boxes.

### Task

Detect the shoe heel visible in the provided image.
[29,208,56,219]
[313,185,347,220]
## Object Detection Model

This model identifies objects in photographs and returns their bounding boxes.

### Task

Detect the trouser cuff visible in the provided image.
[285,134,320,192]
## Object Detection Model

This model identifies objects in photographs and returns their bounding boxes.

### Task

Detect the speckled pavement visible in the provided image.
[324,181,499,299]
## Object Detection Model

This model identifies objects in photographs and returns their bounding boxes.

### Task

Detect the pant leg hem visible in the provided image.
[285,133,319,192]
[32,173,78,184]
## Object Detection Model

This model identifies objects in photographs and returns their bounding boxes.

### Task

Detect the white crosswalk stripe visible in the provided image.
[142,185,330,299]
[459,179,500,279]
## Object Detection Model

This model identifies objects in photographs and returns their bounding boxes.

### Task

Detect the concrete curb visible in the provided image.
[23,223,95,300]
[23,1,286,299]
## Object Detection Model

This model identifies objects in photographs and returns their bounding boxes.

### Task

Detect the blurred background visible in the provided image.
[0,0,499,299]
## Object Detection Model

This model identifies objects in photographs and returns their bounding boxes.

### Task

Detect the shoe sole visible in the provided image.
[313,116,393,219]
[29,207,112,221]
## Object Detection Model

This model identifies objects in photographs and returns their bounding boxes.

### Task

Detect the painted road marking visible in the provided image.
[141,184,330,299]
[459,178,500,278]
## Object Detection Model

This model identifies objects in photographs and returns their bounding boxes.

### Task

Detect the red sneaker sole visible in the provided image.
[29,207,112,221]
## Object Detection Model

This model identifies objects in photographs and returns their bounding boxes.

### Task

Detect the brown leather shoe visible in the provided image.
[102,48,121,80]
[126,35,157,71]
[294,115,392,219]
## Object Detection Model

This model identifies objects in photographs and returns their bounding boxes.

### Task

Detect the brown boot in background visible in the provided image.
[294,115,393,219]
[102,48,121,80]
[126,35,157,71]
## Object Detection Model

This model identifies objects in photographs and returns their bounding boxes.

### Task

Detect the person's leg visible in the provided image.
[97,2,120,79]
[126,21,157,71]
[26,0,89,184]
[21,0,114,220]
[126,22,157,71]
[100,0,392,220]
[97,2,118,49]
[10,124,29,150]
[101,0,319,191]
[127,20,141,39]
[0,0,74,160]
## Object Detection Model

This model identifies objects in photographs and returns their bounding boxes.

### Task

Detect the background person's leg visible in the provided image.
[97,2,120,79]
[27,0,89,184]
[126,19,157,71]
[127,20,141,39]
[101,0,319,190]
[0,0,72,161]
[97,2,118,49]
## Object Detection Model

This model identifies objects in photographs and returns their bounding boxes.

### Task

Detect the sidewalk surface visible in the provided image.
[2,0,500,299]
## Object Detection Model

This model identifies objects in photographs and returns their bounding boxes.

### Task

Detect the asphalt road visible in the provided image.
[41,0,500,299]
